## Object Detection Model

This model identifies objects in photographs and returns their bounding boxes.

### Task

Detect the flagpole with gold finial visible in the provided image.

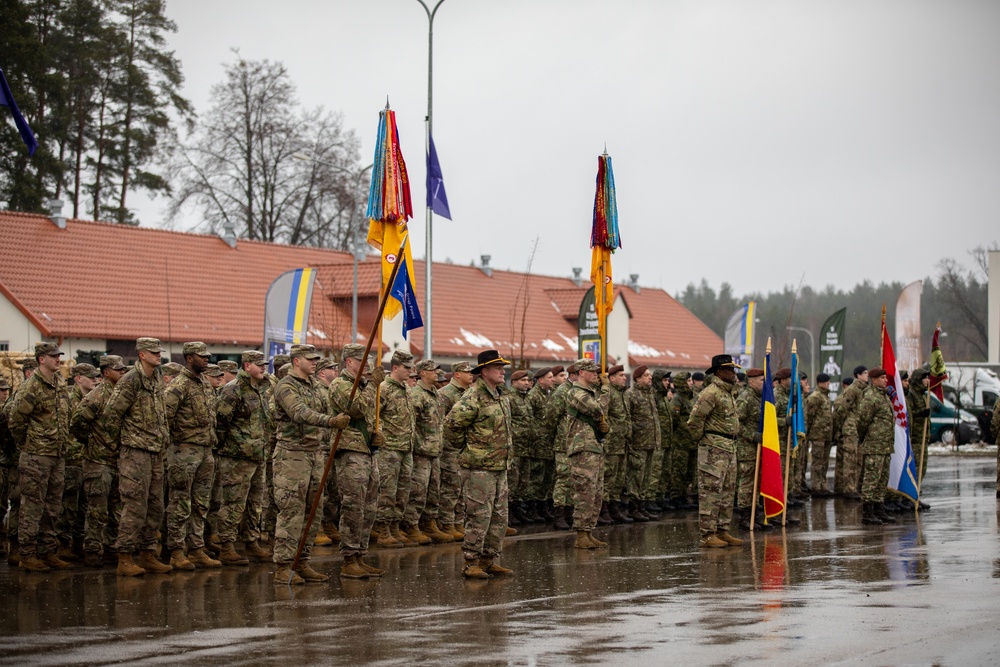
[750,337,771,532]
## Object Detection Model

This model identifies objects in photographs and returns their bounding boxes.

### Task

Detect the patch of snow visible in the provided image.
[460,328,494,347]
[628,341,662,358]
[541,339,565,352]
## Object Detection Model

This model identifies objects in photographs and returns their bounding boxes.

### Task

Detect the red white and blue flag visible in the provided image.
[882,319,919,501]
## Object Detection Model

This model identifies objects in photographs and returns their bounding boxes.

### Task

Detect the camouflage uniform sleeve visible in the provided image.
[856,392,874,443]
[7,381,36,434]
[102,374,139,446]
[568,387,603,419]
[163,379,184,421]
[71,390,101,445]
[686,389,717,442]
[214,384,238,446]
[990,399,1000,440]
[275,381,331,428]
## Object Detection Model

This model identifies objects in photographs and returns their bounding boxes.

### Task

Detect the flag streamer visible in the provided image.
[590,154,622,364]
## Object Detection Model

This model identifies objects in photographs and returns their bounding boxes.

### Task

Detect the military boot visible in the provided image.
[479,557,513,575]
[609,501,632,524]
[524,501,544,523]
[403,523,432,545]
[358,556,384,577]
[875,503,897,524]
[644,501,661,519]
[505,526,518,536]
[716,531,744,547]
[43,552,76,569]
[598,501,614,526]
[187,548,222,568]
[274,564,305,585]
[374,522,403,548]
[245,540,273,562]
[57,544,80,562]
[84,552,103,568]
[339,554,369,579]
[574,530,596,549]
[219,542,249,566]
[7,540,19,567]
[314,533,333,547]
[463,557,489,579]
[507,502,522,527]
[737,507,752,530]
[390,521,415,546]
[19,553,51,573]
[628,500,650,522]
[420,518,455,543]
[322,521,341,543]
[295,561,330,583]
[588,531,608,548]
[553,506,571,531]
[117,553,146,576]
[170,548,195,571]
[699,534,727,548]
[862,502,883,525]
[439,522,464,540]
[138,550,173,573]
[541,501,555,521]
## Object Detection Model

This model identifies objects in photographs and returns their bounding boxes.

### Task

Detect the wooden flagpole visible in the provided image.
[782,339,797,527]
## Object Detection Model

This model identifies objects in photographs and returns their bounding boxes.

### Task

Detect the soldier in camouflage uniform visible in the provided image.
[541,365,566,508]
[329,344,384,579]
[103,338,173,576]
[734,368,764,529]
[687,355,743,548]
[603,365,631,523]
[651,369,673,510]
[261,352,290,542]
[445,350,514,579]
[312,357,339,547]
[375,350,422,546]
[58,363,100,560]
[438,361,474,539]
[8,343,73,571]
[0,378,11,557]
[543,364,579,530]
[906,369,932,485]
[806,373,834,496]
[270,344,350,584]
[218,360,239,384]
[204,364,225,390]
[856,368,895,525]
[520,367,554,522]
[565,359,610,549]
[669,372,698,511]
[625,366,659,521]
[834,366,869,500]
[160,362,183,384]
[831,377,851,494]
[506,369,534,526]
[3,358,38,564]
[71,355,128,567]
[213,351,273,566]
[408,359,454,543]
[163,342,221,570]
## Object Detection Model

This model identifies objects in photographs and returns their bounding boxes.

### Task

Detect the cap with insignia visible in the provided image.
[451,361,474,373]
[390,350,415,368]
[608,364,624,375]
[204,364,224,377]
[34,341,64,358]
[217,360,239,373]
[136,337,165,353]
[574,358,599,373]
[746,368,765,378]
[340,344,367,362]
[510,370,529,381]
[182,342,210,357]
[415,359,440,373]
[315,358,337,373]
[71,363,100,378]
[290,344,322,360]
[99,355,128,371]
[242,350,266,366]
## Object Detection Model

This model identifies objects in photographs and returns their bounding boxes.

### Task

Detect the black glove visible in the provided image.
[785,415,794,426]
[916,408,930,419]
[755,433,763,445]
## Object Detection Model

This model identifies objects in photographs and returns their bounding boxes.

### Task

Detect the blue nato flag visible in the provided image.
[426,134,451,220]
[0,68,38,156]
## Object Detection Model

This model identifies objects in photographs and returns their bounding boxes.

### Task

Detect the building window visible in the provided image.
[0,342,8,351]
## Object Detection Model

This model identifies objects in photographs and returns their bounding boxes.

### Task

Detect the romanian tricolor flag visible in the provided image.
[759,350,785,518]
[365,105,416,322]
[590,154,621,351]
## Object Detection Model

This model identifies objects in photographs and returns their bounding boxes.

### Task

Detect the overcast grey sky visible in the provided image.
[142,0,1000,297]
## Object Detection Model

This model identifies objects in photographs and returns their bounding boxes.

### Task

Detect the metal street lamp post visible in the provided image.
[417,0,445,360]
[787,325,816,382]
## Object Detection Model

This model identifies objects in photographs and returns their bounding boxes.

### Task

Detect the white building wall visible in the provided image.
[607,293,631,374]
[989,250,999,363]
[0,293,43,353]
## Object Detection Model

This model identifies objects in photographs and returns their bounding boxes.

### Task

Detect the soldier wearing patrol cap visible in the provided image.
[71,355,129,566]
[603,365,631,523]
[407,359,453,543]
[444,350,514,578]
[437,360,475,539]
[204,364,225,390]
[625,365,659,521]
[806,373,834,497]
[312,356,341,546]
[734,367,766,530]
[515,367,554,524]
[328,343,384,579]
[565,358,611,549]
[0,376,12,557]
[217,360,239,384]
[59,362,102,560]
[506,369,534,526]
[669,371,698,511]
[687,354,743,548]
[103,337,173,576]
[544,362,582,530]
[8,342,73,572]
[271,343,352,584]
[160,362,183,385]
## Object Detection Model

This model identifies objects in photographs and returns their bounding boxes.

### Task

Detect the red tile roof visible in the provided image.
[0,212,721,367]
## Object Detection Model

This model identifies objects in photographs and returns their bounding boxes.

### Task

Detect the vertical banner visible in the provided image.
[724,301,756,368]
[263,268,317,367]
[819,308,847,399]
[895,280,923,373]
[577,285,603,367]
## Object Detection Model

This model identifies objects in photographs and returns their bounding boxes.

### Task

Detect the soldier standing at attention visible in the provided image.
[687,354,743,549]
[856,368,896,525]
[218,360,239,385]
[650,369,673,512]
[103,338,173,576]
[734,368,765,530]
[8,342,73,572]
[835,366,869,501]
[375,351,423,547]
[213,350,273,566]
[506,369,533,526]
[905,369,932,507]
[438,361,474,539]
[271,344,351,584]
[408,359,454,543]
[669,372,698,511]
[312,357,339,547]
[445,350,514,579]
[565,359,610,549]
[0,378,11,559]
[806,373,834,496]
[59,363,100,561]
[329,344,384,579]
[602,365,631,524]
[164,342,221,570]
[545,363,580,530]
[519,367,553,523]
[71,355,128,567]
[3,358,38,565]
[625,366,659,521]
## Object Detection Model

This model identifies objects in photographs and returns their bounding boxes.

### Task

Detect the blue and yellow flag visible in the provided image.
[788,349,806,450]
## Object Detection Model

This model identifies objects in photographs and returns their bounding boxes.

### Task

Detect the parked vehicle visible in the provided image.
[928,394,981,446]
[941,364,1000,444]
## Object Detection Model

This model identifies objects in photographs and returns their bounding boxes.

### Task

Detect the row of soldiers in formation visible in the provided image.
[0,338,942,584]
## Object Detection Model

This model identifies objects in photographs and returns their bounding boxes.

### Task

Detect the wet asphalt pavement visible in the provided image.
[2,456,999,666]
